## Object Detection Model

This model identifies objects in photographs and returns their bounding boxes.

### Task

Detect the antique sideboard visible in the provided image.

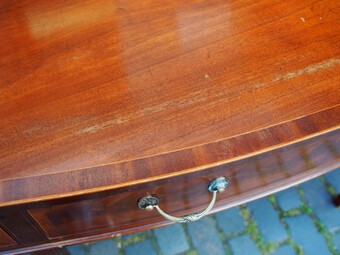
[0,0,339,254]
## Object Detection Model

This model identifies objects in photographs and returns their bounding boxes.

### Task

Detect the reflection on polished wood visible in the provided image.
[1,106,338,206]
[24,130,340,240]
[0,0,339,254]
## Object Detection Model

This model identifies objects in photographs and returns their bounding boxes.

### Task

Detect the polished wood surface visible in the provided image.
[0,0,339,206]
[0,0,339,253]
[0,129,338,254]
[29,130,339,240]
[0,106,339,206]
[0,228,16,248]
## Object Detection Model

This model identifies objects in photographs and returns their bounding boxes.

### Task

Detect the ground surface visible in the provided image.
[64,168,340,255]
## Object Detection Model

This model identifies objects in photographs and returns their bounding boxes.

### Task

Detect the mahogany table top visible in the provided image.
[0,0,339,206]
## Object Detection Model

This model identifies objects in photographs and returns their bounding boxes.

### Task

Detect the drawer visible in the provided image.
[29,176,214,239]
[28,132,338,239]
[0,227,17,248]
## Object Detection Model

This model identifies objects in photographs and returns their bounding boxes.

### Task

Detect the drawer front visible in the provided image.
[0,227,16,248]
[28,132,339,239]
[29,176,214,239]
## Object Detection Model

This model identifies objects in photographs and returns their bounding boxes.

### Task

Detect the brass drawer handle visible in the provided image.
[137,177,229,223]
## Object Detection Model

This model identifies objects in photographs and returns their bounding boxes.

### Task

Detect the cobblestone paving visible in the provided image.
[67,168,340,255]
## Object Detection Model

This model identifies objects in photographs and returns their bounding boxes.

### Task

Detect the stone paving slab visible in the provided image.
[187,217,225,255]
[286,215,329,255]
[66,168,340,255]
[125,240,157,255]
[276,188,302,211]
[248,197,288,242]
[334,232,340,252]
[67,244,86,255]
[271,245,297,255]
[301,178,340,233]
[154,224,189,255]
[89,240,118,255]
[229,234,262,255]
[325,170,340,193]
[215,206,245,236]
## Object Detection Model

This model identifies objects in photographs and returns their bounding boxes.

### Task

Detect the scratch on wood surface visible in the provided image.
[272,58,340,82]
[75,58,340,136]
[75,118,125,135]
[75,90,209,136]
[147,67,161,86]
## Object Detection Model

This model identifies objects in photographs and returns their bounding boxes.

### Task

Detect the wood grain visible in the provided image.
[0,228,16,248]
[1,0,339,254]
[29,130,339,239]
[0,129,338,254]
[0,0,339,206]
[0,106,338,206]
